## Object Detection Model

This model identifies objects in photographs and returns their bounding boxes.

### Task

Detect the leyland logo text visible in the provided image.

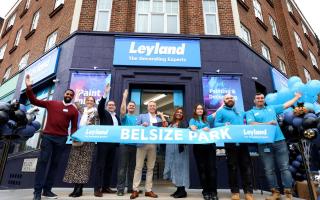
[129,42,186,56]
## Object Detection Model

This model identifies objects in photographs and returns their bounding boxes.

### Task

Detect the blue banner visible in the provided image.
[271,68,288,92]
[113,37,201,68]
[203,76,244,114]
[71,125,276,144]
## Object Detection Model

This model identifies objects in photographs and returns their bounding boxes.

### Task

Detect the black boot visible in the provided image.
[72,184,83,197]
[170,187,179,197]
[174,186,187,198]
[69,184,78,197]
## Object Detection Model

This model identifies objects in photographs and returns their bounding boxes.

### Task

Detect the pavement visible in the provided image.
[0,187,303,200]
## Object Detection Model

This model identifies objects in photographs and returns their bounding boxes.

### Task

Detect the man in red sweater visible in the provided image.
[25,75,79,200]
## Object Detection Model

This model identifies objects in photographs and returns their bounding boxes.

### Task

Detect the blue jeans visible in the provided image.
[34,134,67,194]
[258,140,293,190]
[116,145,136,192]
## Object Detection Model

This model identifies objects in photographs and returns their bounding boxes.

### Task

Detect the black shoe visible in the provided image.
[211,194,219,200]
[33,193,41,200]
[71,185,83,197]
[170,188,179,197]
[173,187,187,198]
[69,185,78,197]
[42,191,58,199]
[117,191,125,196]
[101,187,116,193]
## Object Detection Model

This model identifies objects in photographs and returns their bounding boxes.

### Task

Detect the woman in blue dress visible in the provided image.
[163,107,189,198]
[189,104,218,200]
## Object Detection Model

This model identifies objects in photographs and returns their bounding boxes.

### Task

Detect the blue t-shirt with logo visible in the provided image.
[121,114,137,126]
[246,105,284,141]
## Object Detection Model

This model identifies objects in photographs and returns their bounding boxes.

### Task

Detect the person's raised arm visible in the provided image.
[283,92,302,109]
[98,83,110,116]
[25,74,48,108]
[120,89,128,117]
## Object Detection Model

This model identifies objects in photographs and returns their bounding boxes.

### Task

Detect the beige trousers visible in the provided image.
[132,144,157,192]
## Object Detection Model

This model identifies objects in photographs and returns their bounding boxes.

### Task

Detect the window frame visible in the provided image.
[44,31,58,52]
[240,23,251,46]
[93,0,113,31]
[2,66,12,83]
[19,52,30,70]
[294,31,303,50]
[303,67,311,82]
[202,0,220,35]
[278,58,287,75]
[261,42,271,62]
[309,50,318,68]
[54,0,64,9]
[269,15,279,38]
[25,0,31,9]
[286,0,293,12]
[31,10,40,31]
[302,22,308,35]
[6,13,16,30]
[0,43,7,59]
[135,0,180,34]
[253,0,263,22]
[14,28,23,47]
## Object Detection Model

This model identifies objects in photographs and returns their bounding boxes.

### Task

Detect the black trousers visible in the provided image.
[94,143,117,191]
[193,144,217,195]
[225,143,253,193]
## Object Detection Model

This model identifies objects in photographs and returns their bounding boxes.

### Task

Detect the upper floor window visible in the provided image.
[302,23,308,35]
[6,14,16,30]
[25,0,31,9]
[304,67,311,82]
[19,52,30,70]
[253,0,263,21]
[31,11,40,31]
[240,23,251,46]
[14,28,23,46]
[54,0,64,9]
[278,58,287,74]
[136,0,179,34]
[94,0,113,31]
[261,42,271,61]
[203,0,219,35]
[309,50,318,68]
[286,0,293,12]
[0,43,7,59]
[2,66,12,83]
[269,15,279,38]
[45,31,57,52]
[294,31,303,50]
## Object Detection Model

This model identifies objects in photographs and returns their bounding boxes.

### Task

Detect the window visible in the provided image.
[31,11,40,31]
[302,23,308,35]
[269,15,279,38]
[261,42,271,61]
[278,58,287,74]
[2,66,12,82]
[240,23,251,46]
[286,0,293,12]
[45,31,57,52]
[6,14,16,30]
[19,52,29,70]
[253,0,263,21]
[203,0,219,35]
[304,68,311,82]
[294,31,303,49]
[0,43,7,59]
[14,28,22,46]
[54,0,64,9]
[94,0,113,31]
[136,0,180,34]
[309,50,318,68]
[25,0,31,9]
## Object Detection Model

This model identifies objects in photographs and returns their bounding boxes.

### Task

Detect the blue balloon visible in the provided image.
[293,117,303,128]
[292,82,306,94]
[288,76,302,88]
[31,121,41,131]
[16,125,36,138]
[284,110,295,124]
[296,155,303,162]
[289,165,297,173]
[304,113,317,119]
[265,93,278,105]
[306,80,320,96]
[303,94,317,103]
[0,124,13,135]
[19,104,27,112]
[277,88,294,104]
[292,160,301,168]
[304,102,315,112]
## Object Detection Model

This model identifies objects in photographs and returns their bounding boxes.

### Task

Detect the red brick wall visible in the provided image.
[78,0,97,31]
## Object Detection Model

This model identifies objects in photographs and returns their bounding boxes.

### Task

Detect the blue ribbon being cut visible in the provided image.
[71,125,276,144]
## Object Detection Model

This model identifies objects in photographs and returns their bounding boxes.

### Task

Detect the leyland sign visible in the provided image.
[113,37,201,67]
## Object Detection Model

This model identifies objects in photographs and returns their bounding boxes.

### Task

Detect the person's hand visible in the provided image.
[104,83,111,95]
[190,126,197,131]
[295,92,302,99]
[123,89,128,99]
[25,74,32,86]
[74,91,80,102]
[268,121,277,125]
[225,122,231,126]
[142,122,149,127]
[157,111,164,116]
[203,127,210,132]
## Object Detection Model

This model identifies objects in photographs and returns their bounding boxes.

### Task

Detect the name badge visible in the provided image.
[63,109,69,112]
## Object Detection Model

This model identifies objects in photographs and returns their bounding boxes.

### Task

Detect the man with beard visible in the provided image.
[214,94,254,200]
[25,74,79,200]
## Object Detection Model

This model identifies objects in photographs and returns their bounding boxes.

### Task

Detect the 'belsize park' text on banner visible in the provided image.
[113,37,201,68]
[71,125,276,144]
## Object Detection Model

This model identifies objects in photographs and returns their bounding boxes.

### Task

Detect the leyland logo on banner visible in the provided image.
[113,37,201,67]
[203,76,244,114]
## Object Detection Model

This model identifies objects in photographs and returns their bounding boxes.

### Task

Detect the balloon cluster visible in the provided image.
[288,144,307,181]
[0,101,41,141]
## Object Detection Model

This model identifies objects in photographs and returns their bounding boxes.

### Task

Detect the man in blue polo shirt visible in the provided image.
[246,92,301,200]
[215,94,254,200]
[116,89,138,196]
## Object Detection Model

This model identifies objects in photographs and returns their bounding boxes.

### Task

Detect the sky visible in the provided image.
[0,0,319,36]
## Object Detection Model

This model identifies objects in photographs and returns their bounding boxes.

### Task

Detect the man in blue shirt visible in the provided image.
[215,94,254,200]
[246,92,301,200]
[117,89,138,196]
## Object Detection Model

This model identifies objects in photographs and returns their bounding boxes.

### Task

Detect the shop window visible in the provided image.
[203,0,219,35]
[135,0,179,34]
[240,23,251,46]
[2,66,12,83]
[14,28,23,47]
[309,50,318,68]
[0,43,7,59]
[44,31,58,52]
[94,0,113,31]
[54,0,64,9]
[31,10,40,31]
[304,67,311,82]
[6,14,16,30]
[18,52,30,70]
[261,42,271,61]
[294,31,303,50]
[253,0,263,22]
[278,58,287,75]
[269,15,279,38]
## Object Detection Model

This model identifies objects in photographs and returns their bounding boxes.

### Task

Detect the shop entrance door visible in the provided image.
[130,85,184,185]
